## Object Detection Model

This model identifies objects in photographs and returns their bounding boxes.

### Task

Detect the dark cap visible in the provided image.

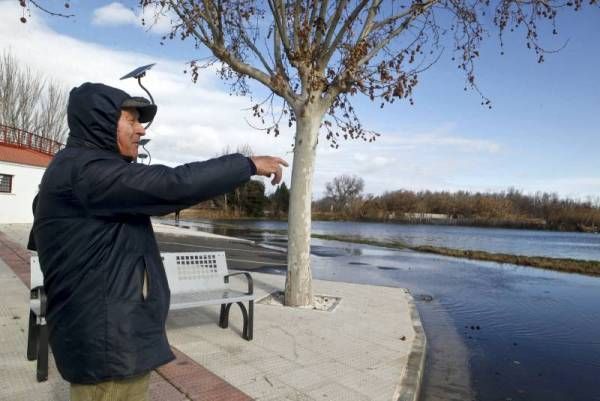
[121,96,157,123]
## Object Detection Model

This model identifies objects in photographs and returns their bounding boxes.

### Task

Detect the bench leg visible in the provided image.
[37,323,48,382]
[219,303,232,329]
[235,302,250,341]
[27,310,38,361]
[220,302,253,341]
[246,301,254,341]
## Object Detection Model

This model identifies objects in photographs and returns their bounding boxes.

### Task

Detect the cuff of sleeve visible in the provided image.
[247,157,257,175]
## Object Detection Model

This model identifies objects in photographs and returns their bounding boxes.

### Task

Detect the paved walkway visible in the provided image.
[0,223,426,401]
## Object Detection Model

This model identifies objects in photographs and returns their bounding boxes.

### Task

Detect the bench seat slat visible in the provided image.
[170,289,255,310]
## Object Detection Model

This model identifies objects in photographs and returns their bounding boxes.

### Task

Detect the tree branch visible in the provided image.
[293,0,302,53]
[26,0,74,19]
[313,0,329,49]
[220,48,295,105]
[268,0,295,62]
[168,1,292,101]
[273,23,291,84]
[321,0,349,55]
[236,22,275,75]
[168,2,211,46]
[200,0,224,44]
[371,6,418,31]
[308,0,320,39]
[357,0,437,68]
[356,0,383,42]
[321,0,370,66]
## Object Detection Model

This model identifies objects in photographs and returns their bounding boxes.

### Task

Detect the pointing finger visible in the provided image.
[272,166,282,185]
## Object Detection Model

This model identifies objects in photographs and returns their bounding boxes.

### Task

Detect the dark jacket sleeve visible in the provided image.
[74,153,253,216]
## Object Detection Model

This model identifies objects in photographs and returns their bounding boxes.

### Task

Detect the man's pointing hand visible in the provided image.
[250,156,289,185]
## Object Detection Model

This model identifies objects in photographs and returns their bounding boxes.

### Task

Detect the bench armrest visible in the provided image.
[224,272,253,295]
[30,285,47,317]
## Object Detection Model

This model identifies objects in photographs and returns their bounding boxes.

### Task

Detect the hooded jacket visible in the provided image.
[30,83,253,383]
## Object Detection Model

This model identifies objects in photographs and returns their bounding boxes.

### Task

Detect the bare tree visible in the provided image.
[215,143,255,212]
[34,81,69,143]
[23,0,596,306]
[325,174,364,212]
[0,51,68,144]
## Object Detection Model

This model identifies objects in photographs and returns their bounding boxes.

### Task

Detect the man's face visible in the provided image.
[116,107,145,159]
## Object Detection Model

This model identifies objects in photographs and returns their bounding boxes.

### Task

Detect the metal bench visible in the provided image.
[27,256,48,382]
[162,251,255,341]
[27,251,255,382]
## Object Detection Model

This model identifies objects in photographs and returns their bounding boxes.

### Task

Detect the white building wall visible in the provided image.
[0,161,45,223]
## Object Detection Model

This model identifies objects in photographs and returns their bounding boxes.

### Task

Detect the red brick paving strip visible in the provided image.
[0,231,31,286]
[157,348,252,401]
[0,230,253,401]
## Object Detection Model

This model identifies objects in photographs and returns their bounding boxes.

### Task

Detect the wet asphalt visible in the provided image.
[155,232,287,271]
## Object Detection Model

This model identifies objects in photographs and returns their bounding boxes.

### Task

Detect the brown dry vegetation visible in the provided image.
[174,188,600,233]
[313,189,600,232]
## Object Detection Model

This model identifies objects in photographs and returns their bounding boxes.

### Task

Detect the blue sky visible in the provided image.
[3,0,600,199]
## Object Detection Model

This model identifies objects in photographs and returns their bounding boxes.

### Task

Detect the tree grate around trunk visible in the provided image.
[257,291,341,312]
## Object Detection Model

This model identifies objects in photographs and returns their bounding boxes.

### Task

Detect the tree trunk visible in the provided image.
[284,108,323,307]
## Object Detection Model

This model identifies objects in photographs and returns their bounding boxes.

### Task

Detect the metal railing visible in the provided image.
[0,124,64,156]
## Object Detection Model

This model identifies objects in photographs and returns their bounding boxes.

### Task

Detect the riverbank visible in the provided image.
[310,233,600,277]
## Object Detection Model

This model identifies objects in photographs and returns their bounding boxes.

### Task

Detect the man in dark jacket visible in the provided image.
[29,82,287,401]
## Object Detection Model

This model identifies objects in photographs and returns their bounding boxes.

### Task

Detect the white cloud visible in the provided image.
[390,134,501,153]
[92,2,174,35]
[92,3,137,27]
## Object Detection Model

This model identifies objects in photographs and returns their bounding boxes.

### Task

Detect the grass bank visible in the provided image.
[310,233,600,277]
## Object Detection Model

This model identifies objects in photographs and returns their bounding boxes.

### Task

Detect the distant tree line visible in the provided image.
[183,171,598,233]
[313,176,600,232]
[185,145,290,218]
[184,180,289,219]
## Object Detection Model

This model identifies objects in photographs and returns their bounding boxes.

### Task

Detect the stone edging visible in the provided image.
[393,291,427,401]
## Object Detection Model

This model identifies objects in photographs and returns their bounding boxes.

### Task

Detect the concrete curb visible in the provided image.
[394,292,427,401]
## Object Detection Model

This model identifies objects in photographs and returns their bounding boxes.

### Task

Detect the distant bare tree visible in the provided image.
[35,81,69,143]
[325,174,364,212]
[0,51,68,144]
[214,143,255,212]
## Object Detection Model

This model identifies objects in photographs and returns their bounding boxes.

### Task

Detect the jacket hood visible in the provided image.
[66,83,130,153]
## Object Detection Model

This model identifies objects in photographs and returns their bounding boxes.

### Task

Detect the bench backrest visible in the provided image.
[30,256,43,289]
[161,251,228,294]
[30,251,228,294]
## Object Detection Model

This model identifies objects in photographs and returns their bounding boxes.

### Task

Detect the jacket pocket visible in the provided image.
[105,254,145,301]
[106,299,164,354]
[143,254,170,318]
[142,268,149,301]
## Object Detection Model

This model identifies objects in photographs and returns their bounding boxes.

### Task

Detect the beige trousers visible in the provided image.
[70,372,151,401]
